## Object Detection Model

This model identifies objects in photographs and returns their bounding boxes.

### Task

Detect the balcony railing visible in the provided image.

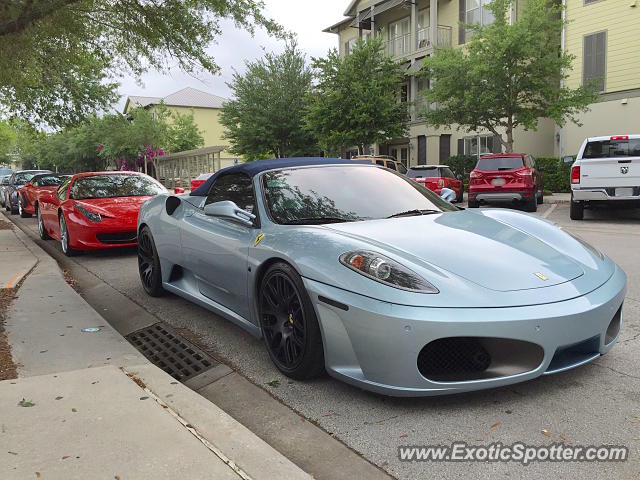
[416,25,452,49]
[386,33,411,57]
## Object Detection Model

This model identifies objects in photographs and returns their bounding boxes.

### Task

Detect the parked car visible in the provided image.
[190,172,215,191]
[4,170,52,214]
[136,157,624,396]
[352,155,408,175]
[566,135,640,220]
[0,174,11,208]
[17,173,71,218]
[407,165,464,203]
[37,171,166,256]
[467,153,543,212]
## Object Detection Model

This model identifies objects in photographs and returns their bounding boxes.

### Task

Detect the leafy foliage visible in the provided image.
[306,37,409,155]
[220,41,318,159]
[420,0,598,152]
[0,0,281,127]
[536,157,571,192]
[17,107,203,174]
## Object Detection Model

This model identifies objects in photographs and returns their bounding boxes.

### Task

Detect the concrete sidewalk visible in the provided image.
[0,218,311,479]
[0,223,36,288]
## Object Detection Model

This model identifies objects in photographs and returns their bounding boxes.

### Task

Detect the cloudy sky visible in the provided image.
[115,0,349,111]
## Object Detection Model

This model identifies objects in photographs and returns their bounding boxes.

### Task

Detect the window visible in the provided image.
[57,178,71,201]
[583,138,640,158]
[464,135,495,158]
[205,173,255,213]
[261,166,456,225]
[442,167,455,178]
[584,0,601,4]
[417,9,430,48]
[476,156,524,171]
[416,77,429,115]
[583,31,606,92]
[400,84,408,103]
[344,37,357,56]
[465,0,495,41]
[389,17,410,56]
[70,174,165,200]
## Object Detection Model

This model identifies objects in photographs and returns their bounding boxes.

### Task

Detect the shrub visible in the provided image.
[446,154,477,181]
[536,157,571,193]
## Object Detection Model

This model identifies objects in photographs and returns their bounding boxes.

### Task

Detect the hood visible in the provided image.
[324,210,584,292]
[75,196,151,219]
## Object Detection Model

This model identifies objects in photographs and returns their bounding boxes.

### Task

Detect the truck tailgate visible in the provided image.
[580,157,640,188]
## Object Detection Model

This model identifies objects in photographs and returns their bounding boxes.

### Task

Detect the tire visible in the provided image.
[468,199,479,208]
[258,262,325,380]
[456,187,464,203]
[137,226,165,297]
[570,195,584,220]
[19,197,31,218]
[36,206,50,240]
[524,196,537,213]
[537,188,543,205]
[59,214,77,256]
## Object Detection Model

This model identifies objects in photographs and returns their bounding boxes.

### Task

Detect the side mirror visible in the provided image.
[563,156,574,164]
[204,200,256,227]
[174,187,185,194]
[456,174,463,180]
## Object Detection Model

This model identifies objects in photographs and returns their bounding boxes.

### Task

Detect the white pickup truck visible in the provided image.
[566,135,640,220]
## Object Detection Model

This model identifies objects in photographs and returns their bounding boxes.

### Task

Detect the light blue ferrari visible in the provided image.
[137,158,626,396]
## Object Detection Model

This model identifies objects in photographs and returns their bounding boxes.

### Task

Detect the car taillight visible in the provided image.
[437,179,445,188]
[571,165,580,184]
[515,169,533,177]
[611,135,629,141]
[469,170,481,179]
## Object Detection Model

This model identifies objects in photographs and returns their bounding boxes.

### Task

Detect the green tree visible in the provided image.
[0,120,15,164]
[306,36,409,155]
[0,0,281,127]
[167,111,205,153]
[419,0,597,153]
[220,41,317,159]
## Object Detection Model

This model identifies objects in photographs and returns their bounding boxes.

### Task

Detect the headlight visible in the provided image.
[339,251,438,293]
[75,203,101,223]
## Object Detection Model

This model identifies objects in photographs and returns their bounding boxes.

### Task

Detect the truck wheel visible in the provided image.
[570,195,584,220]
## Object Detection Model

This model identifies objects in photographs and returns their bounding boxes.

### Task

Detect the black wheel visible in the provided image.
[18,196,31,218]
[138,226,165,297]
[524,196,537,212]
[259,263,324,380]
[456,187,464,203]
[537,188,543,205]
[59,214,77,256]
[468,199,479,208]
[570,194,584,220]
[36,206,50,240]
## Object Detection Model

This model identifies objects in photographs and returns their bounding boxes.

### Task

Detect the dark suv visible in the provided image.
[467,154,543,212]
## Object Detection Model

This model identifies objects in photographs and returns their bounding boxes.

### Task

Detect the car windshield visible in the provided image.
[14,172,45,185]
[196,173,214,180]
[262,166,457,225]
[70,174,166,200]
[407,167,440,178]
[476,157,524,171]
[37,175,66,187]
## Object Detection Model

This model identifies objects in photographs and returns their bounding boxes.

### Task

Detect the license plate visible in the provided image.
[615,187,633,197]
[491,177,506,187]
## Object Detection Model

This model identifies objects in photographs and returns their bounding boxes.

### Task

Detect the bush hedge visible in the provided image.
[445,154,571,193]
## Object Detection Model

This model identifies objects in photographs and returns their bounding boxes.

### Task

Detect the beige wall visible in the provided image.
[559,96,640,156]
[164,106,231,156]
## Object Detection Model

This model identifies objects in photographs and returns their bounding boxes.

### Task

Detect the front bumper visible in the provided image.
[67,212,138,250]
[304,265,626,396]
[572,186,640,202]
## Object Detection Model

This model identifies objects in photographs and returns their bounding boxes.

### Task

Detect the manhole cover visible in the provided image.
[127,322,217,382]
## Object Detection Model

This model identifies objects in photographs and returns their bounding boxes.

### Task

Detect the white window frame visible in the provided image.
[388,17,410,56]
[417,9,430,48]
[465,0,495,41]
[464,134,495,158]
[345,37,357,56]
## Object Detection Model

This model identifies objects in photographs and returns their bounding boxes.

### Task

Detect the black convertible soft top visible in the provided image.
[190,157,370,196]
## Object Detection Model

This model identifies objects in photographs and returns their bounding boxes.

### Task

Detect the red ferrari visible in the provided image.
[190,172,215,191]
[37,171,166,256]
[18,173,70,218]
[407,165,464,203]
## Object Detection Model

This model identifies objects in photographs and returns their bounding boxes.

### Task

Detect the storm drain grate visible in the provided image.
[127,322,217,382]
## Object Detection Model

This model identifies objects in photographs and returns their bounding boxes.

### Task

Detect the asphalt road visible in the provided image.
[6,201,640,480]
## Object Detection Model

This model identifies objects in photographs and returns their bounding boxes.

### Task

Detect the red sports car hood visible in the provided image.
[75,196,151,219]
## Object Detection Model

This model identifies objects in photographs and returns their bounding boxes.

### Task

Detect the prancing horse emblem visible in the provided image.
[535,272,548,281]
[621,166,629,174]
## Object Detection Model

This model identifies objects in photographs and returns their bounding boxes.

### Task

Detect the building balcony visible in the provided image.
[386,33,412,58]
[385,25,452,59]
[416,25,452,50]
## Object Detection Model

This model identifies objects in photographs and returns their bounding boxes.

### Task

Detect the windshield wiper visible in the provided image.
[387,209,441,219]
[283,217,355,225]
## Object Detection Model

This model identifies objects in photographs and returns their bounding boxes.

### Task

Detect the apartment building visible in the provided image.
[324,0,640,166]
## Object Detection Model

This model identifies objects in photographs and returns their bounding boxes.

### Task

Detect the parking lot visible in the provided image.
[6,201,640,480]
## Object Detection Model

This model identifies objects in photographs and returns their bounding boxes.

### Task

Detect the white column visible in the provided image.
[410,70,418,122]
[430,0,438,47]
[411,1,418,52]
[370,6,375,37]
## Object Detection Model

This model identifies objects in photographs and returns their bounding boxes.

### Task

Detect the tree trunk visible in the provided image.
[505,117,514,153]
